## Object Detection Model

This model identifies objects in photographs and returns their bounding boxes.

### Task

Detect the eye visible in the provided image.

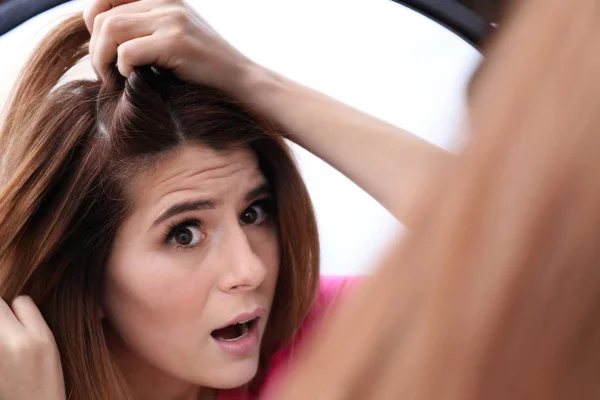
[240,200,272,226]
[166,220,203,248]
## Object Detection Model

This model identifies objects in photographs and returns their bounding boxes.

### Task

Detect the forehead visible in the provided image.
[129,144,265,208]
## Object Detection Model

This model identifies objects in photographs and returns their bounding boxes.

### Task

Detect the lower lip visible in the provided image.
[212,320,260,357]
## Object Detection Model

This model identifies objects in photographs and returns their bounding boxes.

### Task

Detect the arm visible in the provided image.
[84,0,450,227]
[232,64,450,226]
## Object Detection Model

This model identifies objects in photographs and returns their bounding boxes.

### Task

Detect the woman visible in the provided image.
[0,1,445,399]
[1,14,317,399]
[75,2,600,399]
[80,1,600,399]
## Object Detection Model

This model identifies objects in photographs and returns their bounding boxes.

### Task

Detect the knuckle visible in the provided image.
[160,0,182,6]
[102,15,122,34]
[92,13,106,33]
[34,332,55,350]
[170,28,186,44]
[168,7,188,25]
[117,43,133,61]
[90,0,105,8]
[165,32,183,49]
[7,335,31,356]
[5,332,53,356]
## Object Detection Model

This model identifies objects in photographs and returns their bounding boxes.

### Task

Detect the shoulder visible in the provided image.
[218,276,364,400]
[306,275,362,326]
[258,275,364,398]
[316,275,362,306]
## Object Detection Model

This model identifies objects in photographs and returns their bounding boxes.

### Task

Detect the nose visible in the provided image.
[218,224,268,293]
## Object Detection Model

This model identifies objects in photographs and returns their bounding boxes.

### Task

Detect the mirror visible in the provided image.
[0,0,483,275]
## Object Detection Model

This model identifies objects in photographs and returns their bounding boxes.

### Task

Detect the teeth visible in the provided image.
[219,323,249,342]
[213,317,259,342]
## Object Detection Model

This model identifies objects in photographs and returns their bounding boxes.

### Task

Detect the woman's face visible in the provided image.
[103,144,280,396]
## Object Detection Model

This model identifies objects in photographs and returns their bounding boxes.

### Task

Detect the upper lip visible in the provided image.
[214,307,266,331]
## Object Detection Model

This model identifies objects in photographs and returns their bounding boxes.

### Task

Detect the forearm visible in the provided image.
[232,63,450,226]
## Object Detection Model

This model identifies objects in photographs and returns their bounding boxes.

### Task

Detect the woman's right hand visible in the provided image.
[0,296,66,400]
[84,0,254,93]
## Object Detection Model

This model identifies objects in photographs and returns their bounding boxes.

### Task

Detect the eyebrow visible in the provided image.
[152,182,272,228]
[245,182,271,203]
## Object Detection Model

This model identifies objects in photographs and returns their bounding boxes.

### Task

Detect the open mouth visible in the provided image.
[211,317,259,342]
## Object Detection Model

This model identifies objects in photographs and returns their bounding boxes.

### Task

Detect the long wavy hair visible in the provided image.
[0,13,319,399]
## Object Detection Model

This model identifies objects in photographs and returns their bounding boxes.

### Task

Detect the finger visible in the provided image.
[0,297,23,332]
[83,0,139,32]
[116,33,181,78]
[89,0,155,51]
[92,13,157,81]
[10,296,52,336]
[89,1,157,77]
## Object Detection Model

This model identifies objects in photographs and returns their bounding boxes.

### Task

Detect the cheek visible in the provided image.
[102,236,216,364]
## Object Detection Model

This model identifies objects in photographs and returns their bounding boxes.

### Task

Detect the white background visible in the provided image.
[0,0,482,275]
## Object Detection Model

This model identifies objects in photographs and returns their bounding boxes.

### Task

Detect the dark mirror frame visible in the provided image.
[0,0,72,36]
[391,0,493,49]
[1,0,495,46]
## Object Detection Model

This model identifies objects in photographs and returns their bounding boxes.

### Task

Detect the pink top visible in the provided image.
[217,275,358,400]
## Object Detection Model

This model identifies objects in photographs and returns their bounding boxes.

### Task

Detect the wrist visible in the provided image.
[228,60,283,103]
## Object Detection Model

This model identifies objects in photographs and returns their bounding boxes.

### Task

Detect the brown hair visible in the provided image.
[0,13,319,399]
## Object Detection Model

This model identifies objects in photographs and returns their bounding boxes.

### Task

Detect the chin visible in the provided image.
[208,356,261,389]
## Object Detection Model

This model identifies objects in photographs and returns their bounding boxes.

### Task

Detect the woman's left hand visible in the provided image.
[84,0,254,91]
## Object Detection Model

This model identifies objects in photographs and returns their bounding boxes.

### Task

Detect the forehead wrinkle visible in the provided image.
[151,150,227,187]
[157,156,256,199]
[136,145,230,186]
[164,170,264,207]
[144,149,263,214]
[155,162,234,195]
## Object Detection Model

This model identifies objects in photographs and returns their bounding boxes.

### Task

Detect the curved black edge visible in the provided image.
[390,0,491,49]
[1,0,491,47]
[0,0,73,36]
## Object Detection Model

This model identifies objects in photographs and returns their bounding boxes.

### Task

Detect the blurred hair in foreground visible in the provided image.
[270,0,600,398]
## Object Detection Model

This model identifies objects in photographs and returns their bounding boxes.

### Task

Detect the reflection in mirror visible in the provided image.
[0,0,482,275]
